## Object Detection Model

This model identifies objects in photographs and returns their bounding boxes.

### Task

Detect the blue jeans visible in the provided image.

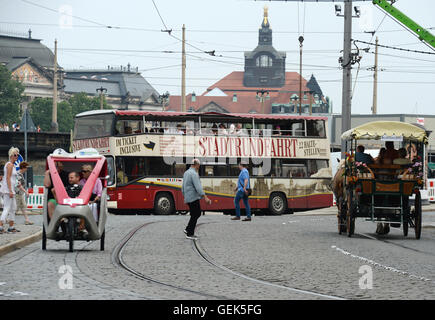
[234,190,251,218]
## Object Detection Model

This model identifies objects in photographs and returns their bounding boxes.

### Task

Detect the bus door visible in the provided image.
[280,160,308,209]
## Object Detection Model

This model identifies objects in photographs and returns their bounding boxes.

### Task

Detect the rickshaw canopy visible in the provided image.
[341,121,428,144]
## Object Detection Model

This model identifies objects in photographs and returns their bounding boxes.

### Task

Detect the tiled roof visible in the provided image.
[166,71,316,114]
[64,70,159,101]
[0,35,56,69]
[205,71,308,94]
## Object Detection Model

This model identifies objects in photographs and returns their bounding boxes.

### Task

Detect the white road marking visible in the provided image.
[331,245,433,283]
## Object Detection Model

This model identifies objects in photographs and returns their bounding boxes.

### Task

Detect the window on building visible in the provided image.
[256,55,273,67]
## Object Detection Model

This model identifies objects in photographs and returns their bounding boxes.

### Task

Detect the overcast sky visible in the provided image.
[2,0,435,115]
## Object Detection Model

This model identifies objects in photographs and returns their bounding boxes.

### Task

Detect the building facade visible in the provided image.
[0,33,61,112]
[166,7,330,114]
[63,65,161,110]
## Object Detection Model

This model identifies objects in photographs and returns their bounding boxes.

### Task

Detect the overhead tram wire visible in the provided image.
[355,39,435,55]
[151,0,220,58]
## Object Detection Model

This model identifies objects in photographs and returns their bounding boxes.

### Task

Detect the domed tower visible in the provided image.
[243,6,286,87]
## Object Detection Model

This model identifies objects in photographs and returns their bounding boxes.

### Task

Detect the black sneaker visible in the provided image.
[183,229,187,235]
[185,234,198,240]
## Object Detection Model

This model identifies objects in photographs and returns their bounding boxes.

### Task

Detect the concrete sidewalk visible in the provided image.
[0,210,42,257]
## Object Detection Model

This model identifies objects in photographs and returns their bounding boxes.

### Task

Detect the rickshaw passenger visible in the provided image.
[44,161,69,220]
[79,164,102,222]
[393,148,412,165]
[355,145,373,165]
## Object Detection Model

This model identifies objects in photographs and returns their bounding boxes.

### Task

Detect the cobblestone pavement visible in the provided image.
[0,211,434,299]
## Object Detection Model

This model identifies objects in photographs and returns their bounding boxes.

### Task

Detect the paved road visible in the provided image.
[0,211,435,300]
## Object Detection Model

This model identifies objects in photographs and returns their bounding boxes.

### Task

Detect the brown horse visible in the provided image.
[331,160,345,213]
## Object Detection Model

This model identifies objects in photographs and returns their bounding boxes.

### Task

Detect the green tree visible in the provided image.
[0,64,24,124]
[29,98,73,132]
[29,93,112,133]
[68,92,111,118]
[29,97,52,131]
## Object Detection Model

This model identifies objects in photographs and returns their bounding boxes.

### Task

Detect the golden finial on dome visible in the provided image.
[263,5,269,26]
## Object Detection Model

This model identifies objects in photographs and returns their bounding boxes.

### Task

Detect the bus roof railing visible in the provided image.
[75,109,328,121]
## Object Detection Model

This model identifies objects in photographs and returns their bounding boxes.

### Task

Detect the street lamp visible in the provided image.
[159,91,170,111]
[256,90,270,114]
[96,86,107,110]
[298,35,304,115]
[290,95,298,113]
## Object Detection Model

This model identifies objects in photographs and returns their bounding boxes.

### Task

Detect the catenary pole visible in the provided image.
[341,0,352,158]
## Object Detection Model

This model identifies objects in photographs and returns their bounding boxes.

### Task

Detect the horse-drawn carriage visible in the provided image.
[333,121,428,239]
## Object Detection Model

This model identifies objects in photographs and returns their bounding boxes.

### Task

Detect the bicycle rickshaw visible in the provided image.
[42,148,109,252]
[337,121,428,239]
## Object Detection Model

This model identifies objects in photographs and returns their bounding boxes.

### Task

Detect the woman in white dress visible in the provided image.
[0,147,20,233]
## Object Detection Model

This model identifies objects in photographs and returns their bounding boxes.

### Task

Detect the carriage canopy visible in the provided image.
[341,121,428,143]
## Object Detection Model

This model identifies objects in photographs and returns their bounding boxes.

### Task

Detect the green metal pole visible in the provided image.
[372,0,435,50]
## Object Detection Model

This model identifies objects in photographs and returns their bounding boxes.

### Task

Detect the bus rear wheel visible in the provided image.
[269,193,287,215]
[154,193,175,215]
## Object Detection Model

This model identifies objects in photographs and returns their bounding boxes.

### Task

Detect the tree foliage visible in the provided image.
[0,64,24,124]
[29,93,112,133]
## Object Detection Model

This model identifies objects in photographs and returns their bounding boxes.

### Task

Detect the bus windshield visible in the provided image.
[74,113,114,139]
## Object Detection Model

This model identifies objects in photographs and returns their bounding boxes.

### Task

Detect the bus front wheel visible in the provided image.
[154,193,175,215]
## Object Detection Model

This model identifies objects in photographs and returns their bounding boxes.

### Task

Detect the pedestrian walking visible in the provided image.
[15,161,33,225]
[231,162,252,221]
[181,159,212,240]
[0,147,20,233]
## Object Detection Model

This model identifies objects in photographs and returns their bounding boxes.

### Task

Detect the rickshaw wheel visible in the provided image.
[100,231,105,251]
[42,226,47,250]
[414,192,422,240]
[68,219,75,253]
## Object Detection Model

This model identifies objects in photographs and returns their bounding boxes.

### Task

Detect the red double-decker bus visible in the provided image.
[73,110,333,215]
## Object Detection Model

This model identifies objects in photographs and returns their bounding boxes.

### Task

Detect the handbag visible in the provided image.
[246,188,252,196]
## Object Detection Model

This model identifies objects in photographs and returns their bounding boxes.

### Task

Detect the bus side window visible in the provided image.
[307,120,325,137]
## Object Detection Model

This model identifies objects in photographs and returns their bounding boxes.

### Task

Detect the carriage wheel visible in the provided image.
[403,216,409,237]
[414,191,422,240]
[338,199,347,235]
[42,226,47,250]
[346,192,355,237]
[68,219,75,253]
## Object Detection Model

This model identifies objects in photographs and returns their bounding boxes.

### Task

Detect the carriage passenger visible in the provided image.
[393,148,412,165]
[374,148,386,165]
[355,145,373,165]
[384,141,399,163]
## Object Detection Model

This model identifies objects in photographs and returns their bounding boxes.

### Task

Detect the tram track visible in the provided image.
[356,231,435,257]
[193,222,346,300]
[67,226,153,299]
[111,221,231,300]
